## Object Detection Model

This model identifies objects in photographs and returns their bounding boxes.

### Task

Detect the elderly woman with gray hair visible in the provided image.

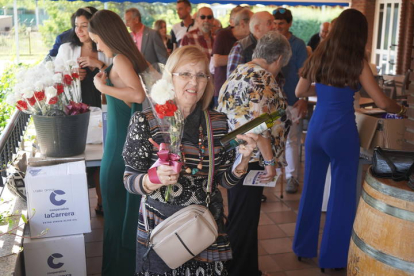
[216,31,292,276]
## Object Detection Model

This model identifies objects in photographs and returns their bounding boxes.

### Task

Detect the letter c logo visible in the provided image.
[50,190,67,206]
[47,253,64,269]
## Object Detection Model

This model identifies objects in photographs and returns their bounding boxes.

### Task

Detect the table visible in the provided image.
[28,144,103,168]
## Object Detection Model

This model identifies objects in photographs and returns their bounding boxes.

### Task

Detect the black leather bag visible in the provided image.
[371,147,414,181]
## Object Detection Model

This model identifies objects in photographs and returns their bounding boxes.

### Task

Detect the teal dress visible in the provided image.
[100,64,142,275]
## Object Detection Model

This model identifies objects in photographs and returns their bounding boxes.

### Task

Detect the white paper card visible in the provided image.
[243,169,281,187]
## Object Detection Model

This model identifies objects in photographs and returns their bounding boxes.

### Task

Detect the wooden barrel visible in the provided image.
[347,169,414,275]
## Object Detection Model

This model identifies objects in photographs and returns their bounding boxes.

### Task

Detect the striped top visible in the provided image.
[122,105,242,206]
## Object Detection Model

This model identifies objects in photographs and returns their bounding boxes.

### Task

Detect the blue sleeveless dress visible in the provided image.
[293,83,359,268]
[100,64,142,275]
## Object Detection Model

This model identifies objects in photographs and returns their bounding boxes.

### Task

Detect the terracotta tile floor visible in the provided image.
[85,159,359,276]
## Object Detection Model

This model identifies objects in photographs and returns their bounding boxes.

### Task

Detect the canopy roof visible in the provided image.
[65,0,350,6]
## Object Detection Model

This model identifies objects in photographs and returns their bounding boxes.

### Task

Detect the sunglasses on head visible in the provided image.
[200,15,213,20]
[273,8,286,15]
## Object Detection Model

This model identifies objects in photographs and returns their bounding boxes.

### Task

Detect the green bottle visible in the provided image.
[220,109,286,151]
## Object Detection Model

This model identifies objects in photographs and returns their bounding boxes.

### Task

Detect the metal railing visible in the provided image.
[0,110,30,192]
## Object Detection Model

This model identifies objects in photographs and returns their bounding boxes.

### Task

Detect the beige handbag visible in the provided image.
[144,111,218,269]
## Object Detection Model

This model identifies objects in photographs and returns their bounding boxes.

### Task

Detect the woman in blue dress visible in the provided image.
[292,9,406,271]
[88,10,148,276]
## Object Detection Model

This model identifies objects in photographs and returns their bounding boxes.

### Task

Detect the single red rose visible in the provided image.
[48,97,58,105]
[155,100,177,119]
[55,84,64,95]
[27,96,36,106]
[63,74,73,86]
[72,72,80,79]
[16,100,28,110]
[34,90,45,101]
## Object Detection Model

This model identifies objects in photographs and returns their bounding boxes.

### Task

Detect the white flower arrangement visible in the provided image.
[150,79,175,105]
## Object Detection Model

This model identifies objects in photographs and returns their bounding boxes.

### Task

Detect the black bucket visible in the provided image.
[33,111,90,157]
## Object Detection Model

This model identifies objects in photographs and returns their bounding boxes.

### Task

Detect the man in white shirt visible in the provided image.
[169,0,196,51]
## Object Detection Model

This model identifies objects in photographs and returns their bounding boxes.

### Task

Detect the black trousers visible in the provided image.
[226,162,263,276]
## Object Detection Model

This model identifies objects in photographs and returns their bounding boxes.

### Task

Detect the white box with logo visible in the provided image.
[24,234,87,276]
[25,161,91,238]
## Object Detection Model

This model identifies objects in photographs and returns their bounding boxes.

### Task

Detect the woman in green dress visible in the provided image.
[89,10,148,276]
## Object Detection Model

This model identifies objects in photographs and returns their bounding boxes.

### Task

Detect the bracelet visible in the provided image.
[397,105,407,116]
[263,158,276,166]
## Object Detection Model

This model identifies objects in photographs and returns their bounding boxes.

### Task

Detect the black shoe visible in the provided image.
[261,194,267,202]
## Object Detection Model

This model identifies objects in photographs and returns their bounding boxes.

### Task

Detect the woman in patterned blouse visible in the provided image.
[217,31,292,276]
[122,45,258,275]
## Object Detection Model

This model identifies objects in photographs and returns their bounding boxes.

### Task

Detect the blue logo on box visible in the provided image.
[28,169,41,176]
[47,253,64,269]
[50,190,67,206]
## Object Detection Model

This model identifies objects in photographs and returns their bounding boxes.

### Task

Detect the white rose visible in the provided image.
[45,61,54,72]
[6,94,16,105]
[53,73,63,83]
[150,79,175,105]
[34,81,44,92]
[22,87,34,98]
[45,86,57,101]
[55,65,65,73]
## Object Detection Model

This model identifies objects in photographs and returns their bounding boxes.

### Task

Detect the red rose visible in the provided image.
[34,90,45,101]
[48,97,58,105]
[72,73,80,79]
[16,100,28,110]
[63,74,73,86]
[155,100,177,119]
[55,84,64,95]
[27,96,36,106]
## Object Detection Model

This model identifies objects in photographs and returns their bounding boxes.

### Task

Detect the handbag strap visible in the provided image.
[204,110,215,207]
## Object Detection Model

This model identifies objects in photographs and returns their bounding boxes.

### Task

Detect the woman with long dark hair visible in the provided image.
[292,9,406,271]
[88,10,148,276]
[55,6,111,108]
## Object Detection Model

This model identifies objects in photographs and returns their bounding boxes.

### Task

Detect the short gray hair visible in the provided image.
[126,7,141,22]
[252,31,292,65]
[234,8,252,26]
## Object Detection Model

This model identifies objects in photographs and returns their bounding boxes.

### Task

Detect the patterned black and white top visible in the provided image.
[122,105,243,275]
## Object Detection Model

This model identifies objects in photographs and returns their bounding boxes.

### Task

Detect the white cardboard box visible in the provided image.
[24,234,87,276]
[25,161,91,238]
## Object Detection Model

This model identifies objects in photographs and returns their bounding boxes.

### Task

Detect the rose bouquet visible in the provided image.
[5,60,87,116]
[143,73,184,202]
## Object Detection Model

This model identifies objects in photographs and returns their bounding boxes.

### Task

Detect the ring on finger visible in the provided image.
[168,175,172,181]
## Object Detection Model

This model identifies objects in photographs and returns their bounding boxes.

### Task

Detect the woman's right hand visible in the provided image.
[93,71,107,92]
[154,165,180,185]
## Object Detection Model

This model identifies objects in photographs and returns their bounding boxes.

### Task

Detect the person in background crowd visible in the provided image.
[48,13,75,57]
[125,8,168,68]
[273,7,308,194]
[217,31,291,276]
[123,45,258,275]
[89,9,148,276]
[228,5,245,27]
[211,8,252,107]
[307,22,330,51]
[227,11,275,77]
[292,9,406,271]
[168,0,196,51]
[211,18,222,38]
[153,19,172,55]
[55,7,111,108]
[181,7,215,61]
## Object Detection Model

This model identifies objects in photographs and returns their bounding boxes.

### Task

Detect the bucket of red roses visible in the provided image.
[6,61,90,157]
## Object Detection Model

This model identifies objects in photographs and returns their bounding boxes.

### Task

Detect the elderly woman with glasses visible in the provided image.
[123,45,258,275]
[217,31,291,276]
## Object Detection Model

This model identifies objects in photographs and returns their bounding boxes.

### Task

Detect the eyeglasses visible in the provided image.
[200,15,213,20]
[273,8,286,15]
[172,72,210,82]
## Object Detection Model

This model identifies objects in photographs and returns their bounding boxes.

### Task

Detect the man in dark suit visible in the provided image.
[125,8,168,67]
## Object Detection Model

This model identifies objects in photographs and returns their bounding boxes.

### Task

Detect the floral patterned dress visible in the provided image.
[123,105,244,275]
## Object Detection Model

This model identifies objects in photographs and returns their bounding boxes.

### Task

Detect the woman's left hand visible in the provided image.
[77,56,101,69]
[237,133,258,158]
